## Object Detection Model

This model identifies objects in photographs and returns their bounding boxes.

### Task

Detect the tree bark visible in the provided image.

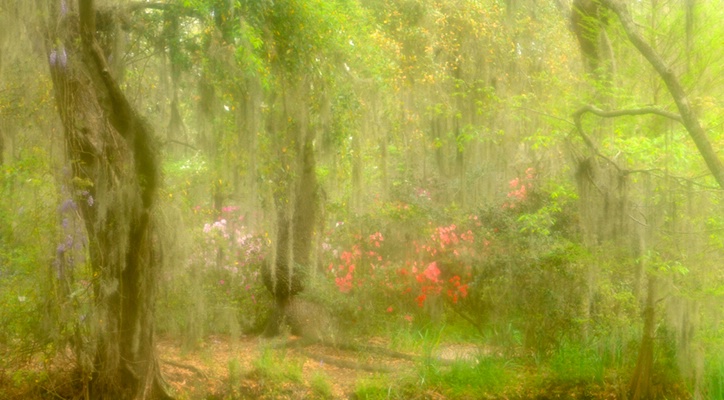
[47,1,170,398]
[262,85,319,336]
[630,275,656,400]
[292,130,318,270]
[599,0,724,190]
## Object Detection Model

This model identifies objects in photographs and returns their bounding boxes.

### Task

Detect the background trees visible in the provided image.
[1,0,723,398]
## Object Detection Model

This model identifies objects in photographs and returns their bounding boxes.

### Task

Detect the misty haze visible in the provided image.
[0,0,722,399]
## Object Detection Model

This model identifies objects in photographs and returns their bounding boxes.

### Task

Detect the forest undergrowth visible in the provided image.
[1,329,693,399]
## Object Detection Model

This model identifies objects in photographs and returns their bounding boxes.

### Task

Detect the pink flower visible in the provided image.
[386,306,393,313]
[424,262,441,282]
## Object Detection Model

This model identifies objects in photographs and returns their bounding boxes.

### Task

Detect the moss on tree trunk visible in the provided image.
[47,1,170,398]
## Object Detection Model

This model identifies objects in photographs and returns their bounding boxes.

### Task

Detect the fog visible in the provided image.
[0,0,723,399]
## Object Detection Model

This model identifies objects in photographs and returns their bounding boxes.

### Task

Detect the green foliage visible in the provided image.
[706,350,724,400]
[309,370,334,399]
[226,357,243,398]
[0,149,62,352]
[354,376,399,400]
[549,340,605,383]
[417,357,511,398]
[252,348,304,385]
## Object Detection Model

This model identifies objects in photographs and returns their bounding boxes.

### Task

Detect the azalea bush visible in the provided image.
[157,205,271,340]
[319,169,591,350]
[321,206,484,332]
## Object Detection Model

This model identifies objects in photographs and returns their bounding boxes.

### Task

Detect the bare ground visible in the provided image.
[157,334,426,399]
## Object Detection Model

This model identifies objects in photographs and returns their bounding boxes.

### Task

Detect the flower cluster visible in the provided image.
[327,223,475,311]
[194,207,267,297]
[503,167,535,209]
[328,231,388,293]
[410,224,472,306]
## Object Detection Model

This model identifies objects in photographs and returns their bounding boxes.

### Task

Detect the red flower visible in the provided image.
[335,273,353,293]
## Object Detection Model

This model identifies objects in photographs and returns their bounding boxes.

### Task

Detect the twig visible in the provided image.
[127,2,203,19]
[165,139,198,151]
[445,299,485,338]
[298,349,392,373]
[161,359,208,380]
[514,106,576,127]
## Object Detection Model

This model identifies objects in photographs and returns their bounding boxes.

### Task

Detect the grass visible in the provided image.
[253,347,304,384]
[705,349,724,398]
[309,370,334,399]
[354,376,398,399]
[549,340,605,383]
[416,357,512,398]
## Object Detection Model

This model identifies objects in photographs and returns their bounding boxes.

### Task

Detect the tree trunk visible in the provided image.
[263,94,319,336]
[47,1,169,398]
[630,275,656,400]
[292,131,318,269]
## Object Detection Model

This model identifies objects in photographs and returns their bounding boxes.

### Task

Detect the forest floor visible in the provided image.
[156,334,612,400]
[158,334,452,399]
[1,334,691,399]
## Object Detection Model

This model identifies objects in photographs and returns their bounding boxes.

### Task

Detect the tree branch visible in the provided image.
[127,2,203,19]
[599,0,724,190]
[514,106,576,127]
[165,139,198,151]
[572,105,684,175]
[572,106,622,173]
[573,104,682,124]
[79,0,96,43]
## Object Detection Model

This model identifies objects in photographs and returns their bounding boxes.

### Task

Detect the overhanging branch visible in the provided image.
[572,104,718,187]
[127,2,203,19]
[599,0,724,190]
[573,104,682,124]
[572,105,683,174]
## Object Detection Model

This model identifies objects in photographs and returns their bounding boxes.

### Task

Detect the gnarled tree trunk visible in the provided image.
[47,1,169,398]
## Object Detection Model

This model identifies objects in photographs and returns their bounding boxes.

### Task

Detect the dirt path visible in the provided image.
[158,334,432,399]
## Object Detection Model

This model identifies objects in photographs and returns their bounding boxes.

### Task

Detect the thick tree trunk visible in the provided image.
[47,1,169,398]
[263,97,319,336]
[292,131,318,269]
